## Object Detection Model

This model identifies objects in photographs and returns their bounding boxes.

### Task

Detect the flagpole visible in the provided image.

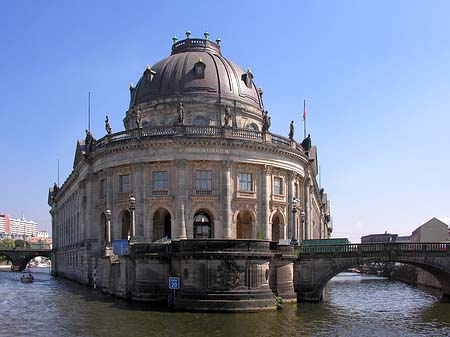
[303,99,307,139]
[88,91,91,132]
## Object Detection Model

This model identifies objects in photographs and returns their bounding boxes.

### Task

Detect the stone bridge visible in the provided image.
[296,242,450,302]
[0,248,51,271]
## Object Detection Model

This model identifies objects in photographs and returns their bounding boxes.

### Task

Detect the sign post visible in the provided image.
[168,276,180,309]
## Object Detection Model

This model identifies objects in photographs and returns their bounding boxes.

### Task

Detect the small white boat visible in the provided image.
[20,273,34,283]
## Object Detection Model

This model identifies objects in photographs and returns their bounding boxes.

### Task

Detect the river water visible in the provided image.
[1,270,450,337]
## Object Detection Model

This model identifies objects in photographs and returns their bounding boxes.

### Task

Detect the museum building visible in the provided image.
[48,33,332,311]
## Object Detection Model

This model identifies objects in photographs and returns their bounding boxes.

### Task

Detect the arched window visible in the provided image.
[153,208,171,241]
[248,123,259,131]
[193,212,212,239]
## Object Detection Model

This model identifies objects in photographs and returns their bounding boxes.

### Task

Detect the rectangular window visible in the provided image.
[196,170,212,191]
[274,177,283,195]
[99,179,106,197]
[120,175,130,193]
[153,171,169,190]
[239,172,253,192]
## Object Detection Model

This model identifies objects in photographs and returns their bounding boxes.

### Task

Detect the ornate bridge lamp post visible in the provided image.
[290,197,298,246]
[300,210,306,242]
[129,195,136,242]
[105,209,111,246]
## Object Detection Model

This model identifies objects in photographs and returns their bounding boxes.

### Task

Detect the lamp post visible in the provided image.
[300,210,306,242]
[291,197,298,246]
[105,208,111,246]
[129,194,136,241]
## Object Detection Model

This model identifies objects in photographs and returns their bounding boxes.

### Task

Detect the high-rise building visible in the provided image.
[0,214,38,240]
[0,214,9,238]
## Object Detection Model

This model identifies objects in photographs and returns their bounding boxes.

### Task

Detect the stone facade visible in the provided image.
[48,35,331,311]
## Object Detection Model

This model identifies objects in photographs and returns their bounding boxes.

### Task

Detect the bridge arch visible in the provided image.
[0,249,51,271]
[297,244,450,302]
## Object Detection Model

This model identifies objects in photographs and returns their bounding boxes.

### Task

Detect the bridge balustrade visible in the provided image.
[299,242,450,255]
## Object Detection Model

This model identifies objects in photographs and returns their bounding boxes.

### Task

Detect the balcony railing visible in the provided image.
[299,242,450,255]
[94,125,304,154]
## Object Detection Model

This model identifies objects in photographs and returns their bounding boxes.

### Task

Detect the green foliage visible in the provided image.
[14,240,30,248]
[0,238,15,248]
[274,293,283,310]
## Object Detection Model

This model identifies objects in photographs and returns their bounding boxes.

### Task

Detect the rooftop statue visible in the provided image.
[301,133,312,151]
[136,108,143,129]
[224,105,232,127]
[262,110,271,132]
[105,115,112,135]
[177,102,185,125]
[289,120,294,140]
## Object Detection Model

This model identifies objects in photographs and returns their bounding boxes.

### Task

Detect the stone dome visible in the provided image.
[129,37,263,110]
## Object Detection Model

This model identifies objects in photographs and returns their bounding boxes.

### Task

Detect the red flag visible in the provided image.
[303,100,306,121]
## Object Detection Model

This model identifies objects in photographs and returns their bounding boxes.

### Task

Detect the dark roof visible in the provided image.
[129,38,263,110]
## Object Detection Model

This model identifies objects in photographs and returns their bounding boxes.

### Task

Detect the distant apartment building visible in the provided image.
[0,213,38,240]
[361,231,398,243]
[411,217,449,242]
[36,230,49,238]
[0,214,10,238]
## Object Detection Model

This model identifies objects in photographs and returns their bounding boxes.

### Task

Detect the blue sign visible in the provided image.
[113,240,129,255]
[169,276,180,290]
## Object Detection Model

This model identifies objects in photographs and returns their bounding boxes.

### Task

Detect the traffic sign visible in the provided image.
[169,276,180,289]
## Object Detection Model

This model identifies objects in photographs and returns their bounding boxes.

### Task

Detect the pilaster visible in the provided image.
[221,160,233,239]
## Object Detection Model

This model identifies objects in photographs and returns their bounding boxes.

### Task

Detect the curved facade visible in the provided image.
[48,35,331,311]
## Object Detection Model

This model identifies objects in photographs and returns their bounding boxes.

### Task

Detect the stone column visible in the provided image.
[105,168,114,239]
[260,165,271,240]
[133,163,145,238]
[176,160,187,239]
[287,171,296,241]
[305,178,312,240]
[221,160,233,239]
[105,209,111,245]
[179,203,187,239]
[129,195,136,239]
[84,174,94,247]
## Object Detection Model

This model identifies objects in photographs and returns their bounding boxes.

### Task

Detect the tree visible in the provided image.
[0,238,15,248]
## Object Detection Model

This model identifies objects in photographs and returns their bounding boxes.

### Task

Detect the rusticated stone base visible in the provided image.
[94,239,299,311]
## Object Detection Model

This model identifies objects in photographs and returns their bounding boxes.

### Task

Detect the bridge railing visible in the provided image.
[299,242,450,255]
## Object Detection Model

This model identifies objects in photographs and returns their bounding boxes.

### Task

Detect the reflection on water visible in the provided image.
[1,270,449,337]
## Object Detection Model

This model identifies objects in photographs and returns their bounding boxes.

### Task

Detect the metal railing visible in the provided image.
[299,242,450,255]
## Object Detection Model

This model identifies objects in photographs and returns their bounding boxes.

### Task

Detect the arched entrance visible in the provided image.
[153,208,171,241]
[121,211,131,240]
[236,210,254,239]
[272,211,286,241]
[272,213,282,242]
[193,211,213,239]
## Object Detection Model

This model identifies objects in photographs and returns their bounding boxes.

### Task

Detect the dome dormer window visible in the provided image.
[241,68,254,89]
[194,58,206,79]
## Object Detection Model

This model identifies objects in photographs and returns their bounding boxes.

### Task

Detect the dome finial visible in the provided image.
[204,31,209,40]
[172,36,178,44]
[186,30,191,39]
[215,38,221,46]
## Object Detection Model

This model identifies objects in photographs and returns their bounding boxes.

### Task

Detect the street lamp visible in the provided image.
[105,208,111,245]
[129,194,136,241]
[300,210,306,242]
[290,197,298,246]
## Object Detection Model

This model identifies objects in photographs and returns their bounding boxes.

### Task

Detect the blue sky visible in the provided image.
[1,1,449,242]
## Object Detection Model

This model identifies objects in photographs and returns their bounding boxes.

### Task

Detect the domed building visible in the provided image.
[49,33,332,311]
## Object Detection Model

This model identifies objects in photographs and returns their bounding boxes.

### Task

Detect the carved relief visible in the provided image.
[216,259,241,290]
